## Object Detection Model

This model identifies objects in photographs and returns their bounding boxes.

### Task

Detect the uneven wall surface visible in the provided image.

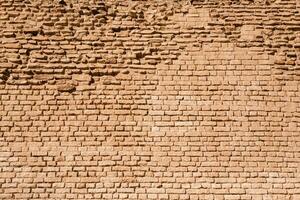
[0,0,300,199]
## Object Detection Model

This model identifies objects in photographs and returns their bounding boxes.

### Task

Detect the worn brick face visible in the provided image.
[0,0,300,199]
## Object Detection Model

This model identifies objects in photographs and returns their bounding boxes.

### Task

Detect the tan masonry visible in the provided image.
[0,0,299,199]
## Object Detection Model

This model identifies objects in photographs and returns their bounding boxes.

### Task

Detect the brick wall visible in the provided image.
[0,0,300,199]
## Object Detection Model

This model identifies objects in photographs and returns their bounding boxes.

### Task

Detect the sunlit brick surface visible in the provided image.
[0,0,300,199]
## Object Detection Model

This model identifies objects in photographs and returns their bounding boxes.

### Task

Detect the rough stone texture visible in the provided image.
[0,0,300,199]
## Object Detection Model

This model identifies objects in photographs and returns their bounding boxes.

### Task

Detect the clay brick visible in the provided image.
[246,189,267,194]
[72,74,91,82]
[0,121,13,127]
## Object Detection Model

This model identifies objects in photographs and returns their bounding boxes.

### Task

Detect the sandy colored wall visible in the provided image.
[0,0,300,199]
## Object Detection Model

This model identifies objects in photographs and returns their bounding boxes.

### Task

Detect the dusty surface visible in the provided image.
[0,0,300,199]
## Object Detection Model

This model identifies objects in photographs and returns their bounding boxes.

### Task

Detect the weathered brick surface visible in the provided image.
[0,0,300,199]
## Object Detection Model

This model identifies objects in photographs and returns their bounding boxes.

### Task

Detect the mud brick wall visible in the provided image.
[0,0,300,199]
